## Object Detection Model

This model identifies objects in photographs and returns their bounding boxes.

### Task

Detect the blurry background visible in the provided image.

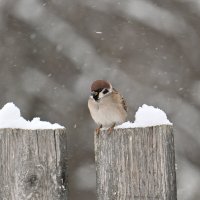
[0,0,200,199]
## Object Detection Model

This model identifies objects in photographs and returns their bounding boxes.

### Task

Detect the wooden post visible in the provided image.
[95,125,177,200]
[0,128,68,200]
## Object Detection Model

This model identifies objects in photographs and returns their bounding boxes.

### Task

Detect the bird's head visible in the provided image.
[90,80,112,101]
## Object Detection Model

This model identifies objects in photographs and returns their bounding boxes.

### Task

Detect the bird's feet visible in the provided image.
[107,123,116,134]
[95,124,102,135]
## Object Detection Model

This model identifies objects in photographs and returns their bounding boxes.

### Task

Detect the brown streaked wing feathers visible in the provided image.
[113,88,128,112]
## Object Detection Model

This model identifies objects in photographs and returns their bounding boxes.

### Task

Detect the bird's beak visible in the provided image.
[91,91,99,101]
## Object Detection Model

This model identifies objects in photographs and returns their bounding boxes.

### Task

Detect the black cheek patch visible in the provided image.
[103,89,109,94]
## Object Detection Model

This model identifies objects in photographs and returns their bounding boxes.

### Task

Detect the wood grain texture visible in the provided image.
[95,125,177,200]
[0,128,68,200]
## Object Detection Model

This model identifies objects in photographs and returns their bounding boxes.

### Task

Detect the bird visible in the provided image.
[88,80,127,134]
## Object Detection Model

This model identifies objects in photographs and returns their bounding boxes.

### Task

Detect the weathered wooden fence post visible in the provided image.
[95,125,177,200]
[0,128,68,200]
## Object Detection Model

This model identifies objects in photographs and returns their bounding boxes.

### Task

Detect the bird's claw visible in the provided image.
[107,123,116,134]
[95,128,101,135]
[95,124,102,135]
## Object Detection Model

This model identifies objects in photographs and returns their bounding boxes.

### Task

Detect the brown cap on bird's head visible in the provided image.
[91,80,110,91]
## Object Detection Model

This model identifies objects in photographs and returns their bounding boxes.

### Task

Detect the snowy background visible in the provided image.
[0,0,200,199]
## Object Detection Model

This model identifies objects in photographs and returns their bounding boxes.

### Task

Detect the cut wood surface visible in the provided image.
[0,128,68,200]
[95,125,177,200]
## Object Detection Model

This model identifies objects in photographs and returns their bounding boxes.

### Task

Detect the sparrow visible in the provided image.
[88,80,127,134]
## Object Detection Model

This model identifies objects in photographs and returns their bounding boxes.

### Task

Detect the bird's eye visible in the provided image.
[103,89,109,94]
[91,91,98,96]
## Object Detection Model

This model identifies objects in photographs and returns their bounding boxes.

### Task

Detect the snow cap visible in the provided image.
[0,102,64,129]
[116,104,172,129]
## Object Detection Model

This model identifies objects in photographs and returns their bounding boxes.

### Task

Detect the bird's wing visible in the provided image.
[113,88,128,112]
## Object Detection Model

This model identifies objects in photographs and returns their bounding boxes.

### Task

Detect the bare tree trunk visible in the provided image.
[0,128,68,200]
[95,125,177,200]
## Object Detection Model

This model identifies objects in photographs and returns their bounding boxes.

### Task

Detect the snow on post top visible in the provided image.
[0,103,64,129]
[117,104,172,129]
